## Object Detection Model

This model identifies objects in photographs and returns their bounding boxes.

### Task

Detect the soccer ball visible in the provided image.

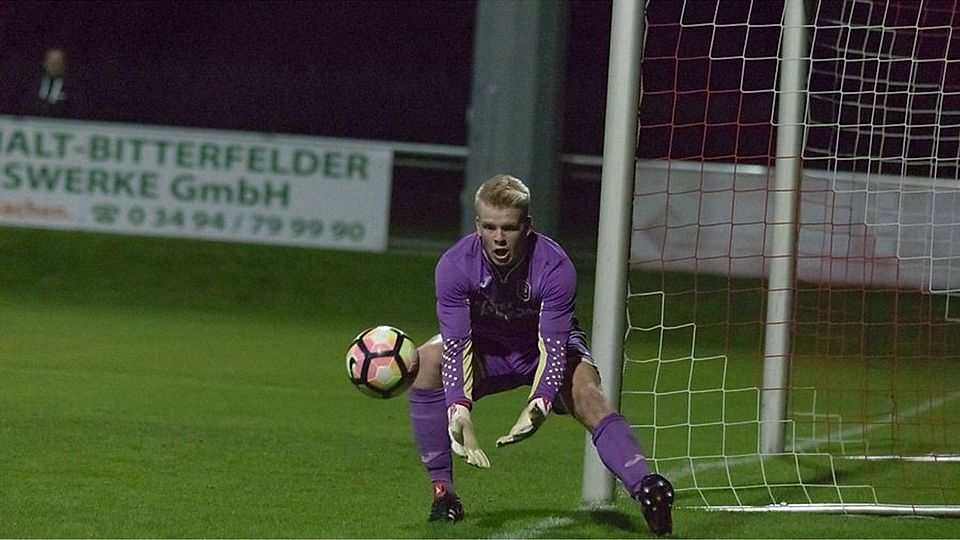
[346,325,419,399]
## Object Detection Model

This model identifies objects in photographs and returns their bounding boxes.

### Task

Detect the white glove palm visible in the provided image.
[496,397,551,447]
[447,403,490,469]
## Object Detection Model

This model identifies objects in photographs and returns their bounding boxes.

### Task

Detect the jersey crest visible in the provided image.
[517,279,531,302]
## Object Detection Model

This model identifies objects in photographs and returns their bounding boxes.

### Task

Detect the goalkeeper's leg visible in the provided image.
[558,359,674,536]
[408,336,462,522]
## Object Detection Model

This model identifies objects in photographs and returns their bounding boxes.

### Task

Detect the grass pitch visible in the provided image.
[2,227,959,538]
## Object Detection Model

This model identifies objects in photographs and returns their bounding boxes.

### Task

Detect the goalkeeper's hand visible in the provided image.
[495,397,551,447]
[447,403,490,469]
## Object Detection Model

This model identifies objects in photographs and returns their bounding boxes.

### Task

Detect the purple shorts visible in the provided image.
[471,322,594,407]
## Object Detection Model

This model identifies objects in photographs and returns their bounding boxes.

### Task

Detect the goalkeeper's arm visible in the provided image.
[497,259,575,447]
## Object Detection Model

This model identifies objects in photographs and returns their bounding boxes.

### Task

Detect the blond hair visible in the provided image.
[474,174,530,214]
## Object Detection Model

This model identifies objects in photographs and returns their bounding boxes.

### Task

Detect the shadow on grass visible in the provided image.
[405,506,643,539]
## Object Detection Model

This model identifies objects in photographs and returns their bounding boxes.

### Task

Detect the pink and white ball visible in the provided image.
[346,326,419,399]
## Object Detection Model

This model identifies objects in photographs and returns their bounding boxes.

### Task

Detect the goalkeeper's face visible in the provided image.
[475,200,531,268]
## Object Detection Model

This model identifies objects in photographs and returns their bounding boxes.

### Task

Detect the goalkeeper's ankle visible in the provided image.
[432,481,455,499]
[428,481,464,523]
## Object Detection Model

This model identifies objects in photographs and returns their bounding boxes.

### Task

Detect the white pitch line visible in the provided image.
[489,516,576,539]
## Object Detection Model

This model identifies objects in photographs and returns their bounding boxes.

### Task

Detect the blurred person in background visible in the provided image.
[20,47,78,118]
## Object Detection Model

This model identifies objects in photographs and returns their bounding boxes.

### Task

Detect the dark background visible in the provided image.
[3,1,954,177]
[0,0,617,243]
[8,2,946,245]
[0,0,612,155]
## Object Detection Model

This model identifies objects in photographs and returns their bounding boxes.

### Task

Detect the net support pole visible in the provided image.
[760,0,809,455]
[582,0,644,505]
[461,0,567,238]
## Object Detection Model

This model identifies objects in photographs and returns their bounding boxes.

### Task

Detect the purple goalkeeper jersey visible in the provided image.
[435,232,577,407]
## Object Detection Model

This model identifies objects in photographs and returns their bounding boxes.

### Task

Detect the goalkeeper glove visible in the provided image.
[495,397,551,447]
[447,403,490,469]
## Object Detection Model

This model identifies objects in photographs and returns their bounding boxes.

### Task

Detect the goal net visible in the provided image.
[621,0,960,514]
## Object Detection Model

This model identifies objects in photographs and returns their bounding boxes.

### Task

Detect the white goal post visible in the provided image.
[584,0,960,516]
[581,0,645,505]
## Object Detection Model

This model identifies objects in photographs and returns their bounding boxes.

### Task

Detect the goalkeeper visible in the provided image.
[407,174,674,535]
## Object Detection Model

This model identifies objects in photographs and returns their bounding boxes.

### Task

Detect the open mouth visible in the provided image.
[493,248,510,260]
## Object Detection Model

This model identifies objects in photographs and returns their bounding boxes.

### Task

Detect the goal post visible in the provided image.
[760,0,808,455]
[582,0,645,505]
[583,0,960,515]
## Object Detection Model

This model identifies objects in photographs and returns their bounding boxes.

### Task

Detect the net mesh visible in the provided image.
[624,0,960,511]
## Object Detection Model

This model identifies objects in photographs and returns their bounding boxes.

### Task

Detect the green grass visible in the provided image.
[2,227,960,537]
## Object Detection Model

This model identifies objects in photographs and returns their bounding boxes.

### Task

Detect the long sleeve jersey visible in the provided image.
[435,232,577,408]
